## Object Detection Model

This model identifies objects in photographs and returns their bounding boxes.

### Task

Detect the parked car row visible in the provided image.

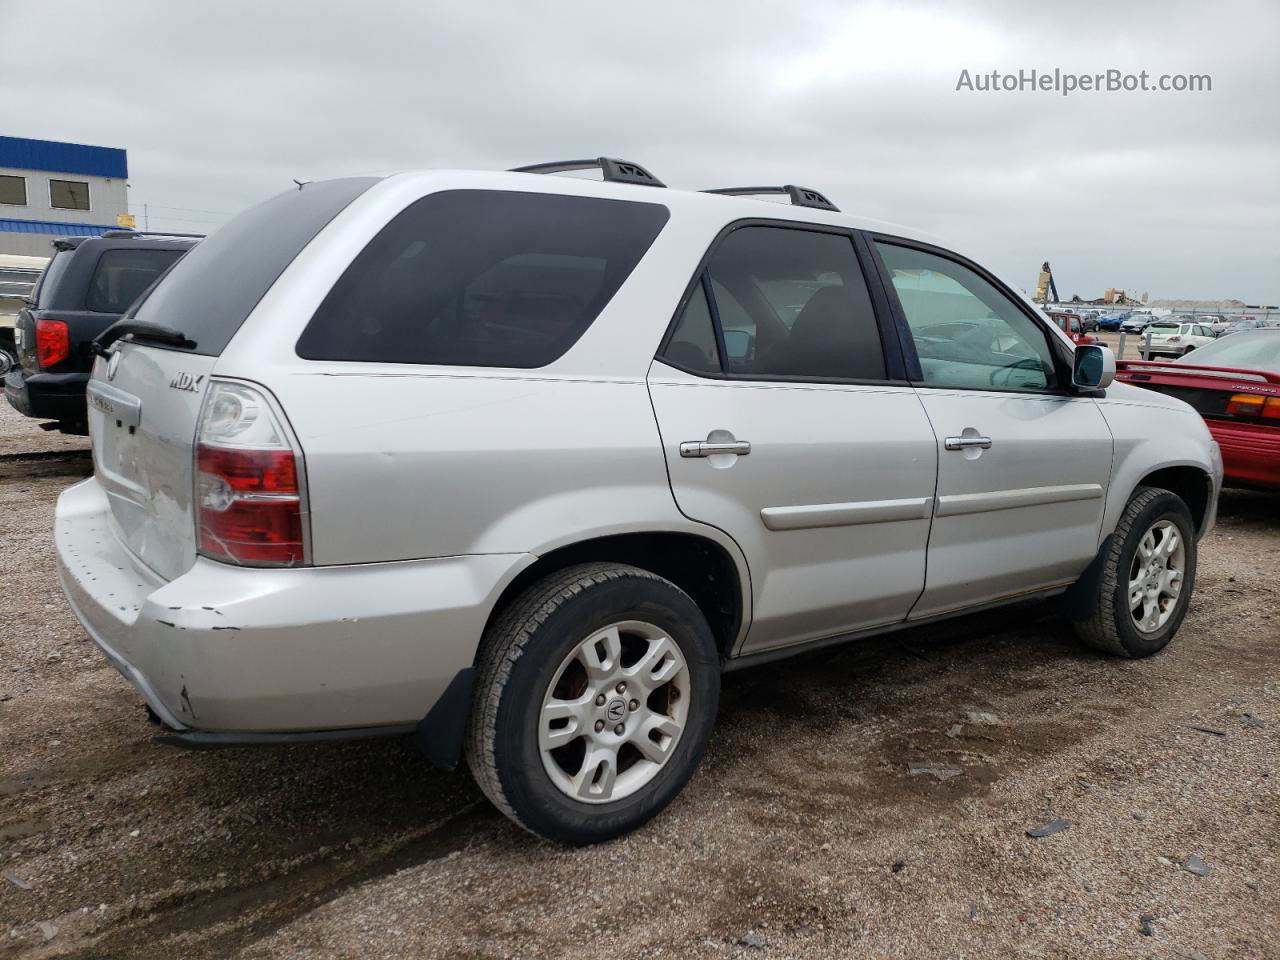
[9,161,1245,844]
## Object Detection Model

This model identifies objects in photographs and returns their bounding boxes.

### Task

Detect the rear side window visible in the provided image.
[662,226,886,381]
[86,249,184,314]
[128,177,379,356]
[663,281,720,374]
[32,249,74,306]
[297,190,669,368]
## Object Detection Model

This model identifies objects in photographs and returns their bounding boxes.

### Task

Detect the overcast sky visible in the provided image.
[5,0,1277,302]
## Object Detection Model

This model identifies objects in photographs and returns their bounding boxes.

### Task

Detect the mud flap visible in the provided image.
[414,667,475,769]
[1059,535,1114,619]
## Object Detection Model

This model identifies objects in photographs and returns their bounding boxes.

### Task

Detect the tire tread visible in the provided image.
[1072,486,1176,657]
[464,562,682,836]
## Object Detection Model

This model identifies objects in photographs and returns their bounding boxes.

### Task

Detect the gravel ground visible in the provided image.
[0,402,1276,959]
[0,403,89,458]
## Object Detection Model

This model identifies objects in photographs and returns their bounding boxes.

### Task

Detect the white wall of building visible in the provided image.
[0,165,128,226]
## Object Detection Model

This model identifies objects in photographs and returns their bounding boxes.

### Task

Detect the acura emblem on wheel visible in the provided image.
[605,699,626,723]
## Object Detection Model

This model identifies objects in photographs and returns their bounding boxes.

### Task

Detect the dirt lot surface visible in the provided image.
[1,404,1277,959]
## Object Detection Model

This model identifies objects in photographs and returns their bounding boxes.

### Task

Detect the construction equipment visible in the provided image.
[1104,288,1145,306]
[1034,261,1059,304]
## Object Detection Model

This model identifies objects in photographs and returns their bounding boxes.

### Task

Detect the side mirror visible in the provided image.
[1073,343,1115,391]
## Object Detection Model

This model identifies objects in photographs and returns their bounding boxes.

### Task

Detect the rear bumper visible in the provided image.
[56,476,532,733]
[1207,420,1280,491]
[4,368,89,422]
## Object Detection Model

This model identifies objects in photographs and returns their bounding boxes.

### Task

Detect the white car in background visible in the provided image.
[1142,321,1216,358]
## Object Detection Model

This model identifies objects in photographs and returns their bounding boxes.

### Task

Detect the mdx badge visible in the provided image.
[170,372,205,392]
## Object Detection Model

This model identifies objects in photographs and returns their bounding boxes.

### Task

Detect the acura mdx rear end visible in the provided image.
[56,171,674,750]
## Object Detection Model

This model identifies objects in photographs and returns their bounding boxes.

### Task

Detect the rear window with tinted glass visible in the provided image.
[296,190,669,368]
[86,248,184,314]
[127,177,379,356]
[32,249,74,307]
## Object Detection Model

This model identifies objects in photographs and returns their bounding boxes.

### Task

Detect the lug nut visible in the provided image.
[615,682,627,694]
[595,694,606,706]
[595,720,606,733]
[629,699,639,711]
[614,723,625,735]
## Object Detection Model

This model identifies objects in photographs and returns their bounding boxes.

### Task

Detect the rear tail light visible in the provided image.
[195,381,308,567]
[35,319,70,368]
[1225,393,1280,420]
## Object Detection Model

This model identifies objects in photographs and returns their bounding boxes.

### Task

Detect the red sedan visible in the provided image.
[1115,329,1280,490]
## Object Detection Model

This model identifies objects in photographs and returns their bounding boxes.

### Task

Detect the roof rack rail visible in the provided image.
[509,157,665,188]
[99,230,205,239]
[702,185,839,212]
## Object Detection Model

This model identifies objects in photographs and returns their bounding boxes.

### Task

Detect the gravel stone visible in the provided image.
[1182,856,1212,877]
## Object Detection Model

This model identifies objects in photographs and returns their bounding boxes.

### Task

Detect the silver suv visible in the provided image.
[56,159,1222,843]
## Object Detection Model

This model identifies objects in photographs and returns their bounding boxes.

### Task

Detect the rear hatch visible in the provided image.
[87,177,379,581]
[89,347,217,579]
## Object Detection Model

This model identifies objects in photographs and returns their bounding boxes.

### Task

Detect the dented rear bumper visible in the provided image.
[56,476,531,734]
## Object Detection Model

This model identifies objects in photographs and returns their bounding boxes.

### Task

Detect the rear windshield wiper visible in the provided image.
[93,320,196,357]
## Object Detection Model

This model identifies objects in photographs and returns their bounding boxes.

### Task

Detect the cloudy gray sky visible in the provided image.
[5,0,1277,302]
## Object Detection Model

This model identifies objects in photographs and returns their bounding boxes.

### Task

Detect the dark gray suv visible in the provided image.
[5,231,196,433]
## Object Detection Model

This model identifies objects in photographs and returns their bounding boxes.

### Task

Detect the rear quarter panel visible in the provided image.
[267,371,731,564]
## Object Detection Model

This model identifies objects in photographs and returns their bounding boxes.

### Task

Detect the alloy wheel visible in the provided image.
[1127,519,1186,633]
[539,620,690,804]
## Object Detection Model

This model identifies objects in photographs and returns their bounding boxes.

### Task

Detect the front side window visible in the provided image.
[662,226,886,381]
[49,179,90,210]
[0,174,26,206]
[86,248,185,313]
[875,242,1057,392]
[298,191,669,368]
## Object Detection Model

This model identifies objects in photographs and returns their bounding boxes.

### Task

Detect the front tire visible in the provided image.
[1071,487,1197,657]
[466,563,720,844]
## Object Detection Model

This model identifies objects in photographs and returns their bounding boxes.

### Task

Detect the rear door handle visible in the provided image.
[944,436,992,451]
[680,440,751,458]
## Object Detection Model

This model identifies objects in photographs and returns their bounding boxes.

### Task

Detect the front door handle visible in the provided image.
[944,436,992,451]
[680,440,751,458]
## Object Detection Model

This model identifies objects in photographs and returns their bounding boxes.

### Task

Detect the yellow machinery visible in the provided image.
[1034,262,1059,303]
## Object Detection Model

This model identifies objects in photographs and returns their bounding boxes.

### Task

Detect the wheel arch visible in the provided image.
[1129,464,1214,536]
[477,531,748,662]
[418,530,746,771]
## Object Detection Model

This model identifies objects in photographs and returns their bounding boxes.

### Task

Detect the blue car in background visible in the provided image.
[1098,311,1128,331]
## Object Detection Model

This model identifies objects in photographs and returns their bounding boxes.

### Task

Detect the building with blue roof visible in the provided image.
[0,136,131,257]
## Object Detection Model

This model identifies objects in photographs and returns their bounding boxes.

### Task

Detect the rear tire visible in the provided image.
[465,563,720,844]
[1070,487,1197,658]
